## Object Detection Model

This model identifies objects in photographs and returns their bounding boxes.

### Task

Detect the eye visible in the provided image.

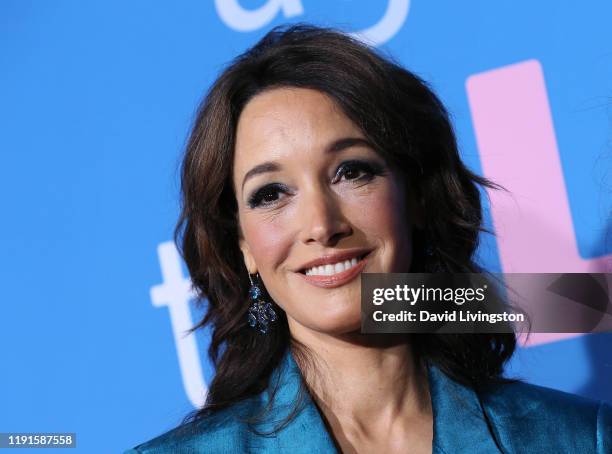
[333,160,385,184]
[247,183,288,209]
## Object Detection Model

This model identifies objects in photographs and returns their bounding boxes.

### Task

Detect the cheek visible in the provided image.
[347,181,409,237]
[240,212,292,270]
[348,180,413,273]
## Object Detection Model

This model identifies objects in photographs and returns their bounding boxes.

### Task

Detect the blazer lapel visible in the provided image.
[428,365,503,453]
[252,349,340,453]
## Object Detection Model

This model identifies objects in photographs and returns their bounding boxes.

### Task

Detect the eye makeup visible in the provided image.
[246,158,388,209]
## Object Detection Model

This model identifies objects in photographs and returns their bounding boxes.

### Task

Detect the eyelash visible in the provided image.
[247,160,386,209]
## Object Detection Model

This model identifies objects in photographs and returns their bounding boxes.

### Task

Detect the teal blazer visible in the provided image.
[127,349,611,453]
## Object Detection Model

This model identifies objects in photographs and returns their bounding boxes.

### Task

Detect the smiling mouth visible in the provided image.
[298,252,369,276]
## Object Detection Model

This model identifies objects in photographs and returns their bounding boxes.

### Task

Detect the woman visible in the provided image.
[127,24,610,453]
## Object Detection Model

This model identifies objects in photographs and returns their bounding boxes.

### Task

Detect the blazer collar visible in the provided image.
[256,348,502,453]
[427,364,503,453]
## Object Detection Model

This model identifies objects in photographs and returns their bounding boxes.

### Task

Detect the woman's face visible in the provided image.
[233,87,416,337]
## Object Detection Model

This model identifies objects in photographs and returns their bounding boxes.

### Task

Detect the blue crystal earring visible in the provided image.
[247,272,277,334]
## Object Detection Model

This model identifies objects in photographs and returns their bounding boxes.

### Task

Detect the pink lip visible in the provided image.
[295,254,370,289]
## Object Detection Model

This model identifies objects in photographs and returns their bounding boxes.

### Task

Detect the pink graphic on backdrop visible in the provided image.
[466,59,611,347]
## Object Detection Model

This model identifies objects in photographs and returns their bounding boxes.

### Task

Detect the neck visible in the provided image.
[289,326,432,436]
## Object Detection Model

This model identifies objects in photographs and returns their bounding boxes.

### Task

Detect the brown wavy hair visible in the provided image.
[174,23,516,428]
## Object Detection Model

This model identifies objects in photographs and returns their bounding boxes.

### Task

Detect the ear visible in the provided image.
[239,237,257,275]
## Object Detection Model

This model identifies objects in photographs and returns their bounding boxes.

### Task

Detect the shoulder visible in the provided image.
[125,351,321,453]
[125,400,258,454]
[479,379,611,453]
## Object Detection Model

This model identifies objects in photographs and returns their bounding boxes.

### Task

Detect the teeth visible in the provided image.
[305,257,360,276]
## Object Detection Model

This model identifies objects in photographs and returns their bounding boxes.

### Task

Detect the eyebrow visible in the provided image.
[240,137,375,192]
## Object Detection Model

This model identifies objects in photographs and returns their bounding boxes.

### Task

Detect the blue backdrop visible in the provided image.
[1,1,610,452]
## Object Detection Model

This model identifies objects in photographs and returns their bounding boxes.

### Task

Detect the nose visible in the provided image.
[298,186,352,246]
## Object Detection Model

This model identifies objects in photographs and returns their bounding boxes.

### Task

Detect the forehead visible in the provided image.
[236,87,357,137]
[232,88,364,190]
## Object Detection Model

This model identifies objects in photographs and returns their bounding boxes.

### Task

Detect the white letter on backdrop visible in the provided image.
[215,0,304,32]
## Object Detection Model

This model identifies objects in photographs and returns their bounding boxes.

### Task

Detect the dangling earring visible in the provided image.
[247,272,277,334]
